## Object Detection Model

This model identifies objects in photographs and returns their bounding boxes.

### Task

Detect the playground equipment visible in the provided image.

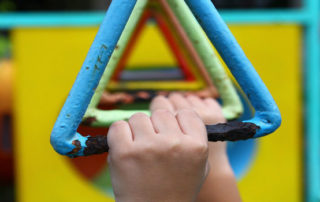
[12,16,301,202]
[9,0,308,202]
[50,0,281,158]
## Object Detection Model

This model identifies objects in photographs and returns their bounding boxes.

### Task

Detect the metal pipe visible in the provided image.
[50,0,137,157]
[185,0,281,137]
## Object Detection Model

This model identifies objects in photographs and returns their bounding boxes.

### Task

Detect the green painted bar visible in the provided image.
[84,0,149,127]
[168,0,243,120]
[87,0,148,108]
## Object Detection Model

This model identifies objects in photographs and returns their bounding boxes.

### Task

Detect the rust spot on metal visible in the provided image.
[84,135,109,156]
[101,44,108,50]
[97,56,103,64]
[115,45,119,49]
[206,122,260,142]
[67,140,82,155]
[81,117,97,126]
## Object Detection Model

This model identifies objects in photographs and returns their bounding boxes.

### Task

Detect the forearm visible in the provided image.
[197,154,242,202]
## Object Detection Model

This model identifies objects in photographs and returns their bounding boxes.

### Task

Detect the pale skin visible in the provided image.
[107,109,210,202]
[150,93,242,202]
[107,93,241,202]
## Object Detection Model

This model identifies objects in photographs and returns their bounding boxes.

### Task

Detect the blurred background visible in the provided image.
[0,0,302,10]
[0,0,319,202]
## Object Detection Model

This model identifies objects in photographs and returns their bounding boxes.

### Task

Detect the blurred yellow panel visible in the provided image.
[13,24,302,202]
[13,27,111,202]
[126,22,177,68]
[231,25,302,202]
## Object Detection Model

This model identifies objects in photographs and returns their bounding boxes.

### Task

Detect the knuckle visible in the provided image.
[204,98,216,103]
[109,121,129,135]
[113,148,134,162]
[186,94,197,99]
[190,141,208,156]
[128,142,160,161]
[205,98,221,109]
[177,108,197,117]
[137,142,156,155]
[154,95,167,102]
[130,112,148,122]
[157,138,183,159]
[111,120,128,129]
[108,150,128,163]
[167,138,182,152]
[153,109,173,117]
[169,92,182,98]
[187,95,200,103]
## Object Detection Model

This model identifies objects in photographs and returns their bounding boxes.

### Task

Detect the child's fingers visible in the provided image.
[151,109,181,135]
[204,98,226,123]
[168,93,192,111]
[150,95,175,113]
[128,113,156,140]
[107,120,133,153]
[204,98,221,111]
[186,95,207,109]
[176,109,207,141]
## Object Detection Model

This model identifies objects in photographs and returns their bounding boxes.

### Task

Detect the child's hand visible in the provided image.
[107,109,209,202]
[151,93,224,124]
[150,93,242,202]
[150,93,227,157]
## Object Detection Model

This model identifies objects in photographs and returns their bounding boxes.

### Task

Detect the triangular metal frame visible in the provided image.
[108,7,203,88]
[51,0,281,158]
[83,0,242,128]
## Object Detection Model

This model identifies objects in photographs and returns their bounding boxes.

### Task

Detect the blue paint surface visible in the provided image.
[186,0,281,138]
[227,140,257,179]
[227,88,257,179]
[0,10,312,28]
[50,0,137,157]
[304,0,320,201]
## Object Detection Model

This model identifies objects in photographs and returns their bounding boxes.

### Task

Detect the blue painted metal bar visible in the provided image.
[0,9,312,29]
[185,0,281,137]
[50,0,137,157]
[221,9,310,24]
[0,12,104,28]
[304,0,320,200]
